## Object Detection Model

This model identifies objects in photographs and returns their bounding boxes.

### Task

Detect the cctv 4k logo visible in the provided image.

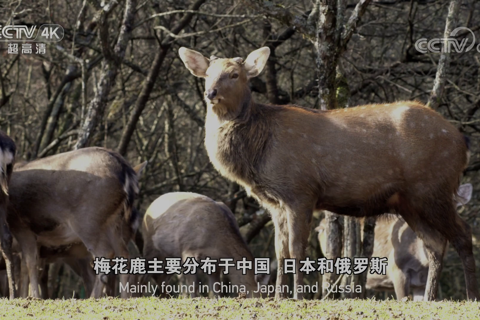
[0,24,64,42]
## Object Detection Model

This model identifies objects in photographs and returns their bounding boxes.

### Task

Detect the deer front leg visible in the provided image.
[286,204,313,300]
[16,230,40,298]
[271,210,290,299]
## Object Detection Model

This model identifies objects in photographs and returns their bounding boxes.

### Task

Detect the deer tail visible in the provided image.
[107,150,140,231]
[122,163,140,231]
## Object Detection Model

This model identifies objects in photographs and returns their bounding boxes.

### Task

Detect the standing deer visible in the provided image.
[7,147,146,298]
[178,46,479,300]
[1,240,117,298]
[316,183,473,301]
[0,131,16,299]
[142,192,266,297]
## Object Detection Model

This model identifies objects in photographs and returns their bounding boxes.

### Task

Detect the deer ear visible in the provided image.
[179,47,209,78]
[456,183,473,206]
[133,161,148,178]
[244,47,270,79]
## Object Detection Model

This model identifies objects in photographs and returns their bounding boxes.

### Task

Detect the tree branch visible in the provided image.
[427,0,462,109]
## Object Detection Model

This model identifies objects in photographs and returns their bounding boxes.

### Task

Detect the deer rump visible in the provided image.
[7,147,140,298]
[142,192,261,298]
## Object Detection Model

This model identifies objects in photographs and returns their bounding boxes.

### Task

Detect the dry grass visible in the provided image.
[0,297,478,319]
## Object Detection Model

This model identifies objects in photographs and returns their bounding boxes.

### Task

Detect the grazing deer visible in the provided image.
[316,183,473,301]
[178,46,479,300]
[7,147,146,298]
[142,192,267,297]
[4,241,115,298]
[0,131,16,299]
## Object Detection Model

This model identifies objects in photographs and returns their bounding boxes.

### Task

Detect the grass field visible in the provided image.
[0,297,478,319]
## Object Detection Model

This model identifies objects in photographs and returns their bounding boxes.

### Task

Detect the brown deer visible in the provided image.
[142,192,267,297]
[7,147,146,298]
[0,131,16,299]
[178,46,479,300]
[3,240,118,298]
[316,183,472,301]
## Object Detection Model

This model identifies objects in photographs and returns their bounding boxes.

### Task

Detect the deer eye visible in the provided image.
[231,73,239,79]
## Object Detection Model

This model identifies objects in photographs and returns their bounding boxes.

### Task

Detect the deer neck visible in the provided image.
[204,89,257,185]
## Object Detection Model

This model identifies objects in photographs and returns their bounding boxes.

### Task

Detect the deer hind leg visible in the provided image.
[270,208,290,299]
[403,218,446,301]
[90,244,114,298]
[399,196,448,301]
[71,228,115,299]
[107,227,131,299]
[422,231,447,302]
[413,196,479,301]
[113,239,131,299]
[445,214,479,300]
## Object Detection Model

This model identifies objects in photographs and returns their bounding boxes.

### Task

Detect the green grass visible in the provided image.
[0,297,478,319]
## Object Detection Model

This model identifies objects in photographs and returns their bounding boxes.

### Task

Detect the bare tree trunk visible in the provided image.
[225,182,240,213]
[322,212,342,299]
[33,72,77,158]
[245,213,272,244]
[341,217,361,298]
[311,0,338,111]
[32,0,96,158]
[427,0,462,109]
[75,0,136,149]
[307,0,371,299]
[39,82,73,155]
[359,216,376,298]
[117,0,207,156]
[263,21,282,105]
[164,102,184,191]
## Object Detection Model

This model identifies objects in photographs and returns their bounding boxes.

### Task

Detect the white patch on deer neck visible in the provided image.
[204,109,240,183]
[205,112,225,168]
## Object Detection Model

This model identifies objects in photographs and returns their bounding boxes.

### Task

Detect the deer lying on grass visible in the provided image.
[142,192,267,297]
[7,147,146,298]
[316,183,472,301]
[179,46,479,300]
[0,131,16,299]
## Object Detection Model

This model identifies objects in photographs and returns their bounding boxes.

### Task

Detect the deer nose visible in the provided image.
[206,89,217,100]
